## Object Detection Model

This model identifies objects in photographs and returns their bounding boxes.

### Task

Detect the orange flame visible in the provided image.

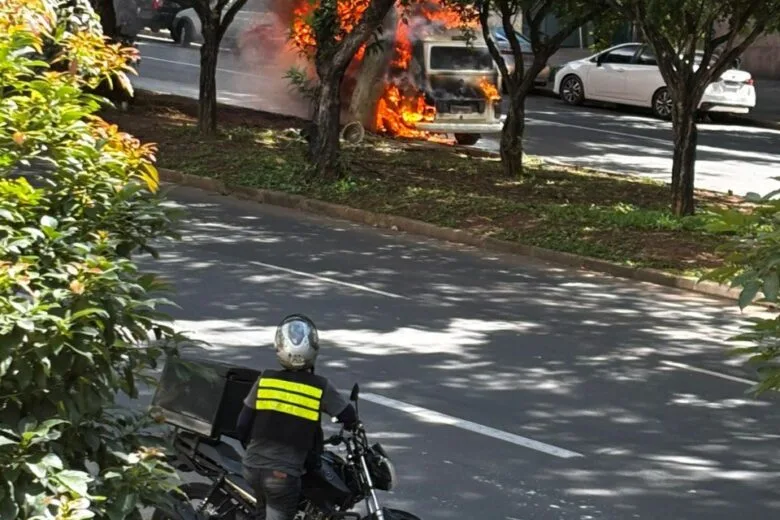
[419,3,478,30]
[375,83,436,138]
[290,1,478,141]
[391,19,412,69]
[290,0,370,55]
[478,77,500,101]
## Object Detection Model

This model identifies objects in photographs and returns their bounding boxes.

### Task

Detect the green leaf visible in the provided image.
[69,498,92,510]
[17,319,35,331]
[0,435,17,448]
[0,496,19,520]
[40,215,57,229]
[763,272,779,302]
[54,470,92,497]
[70,307,109,320]
[0,357,12,378]
[739,281,762,310]
[107,492,137,517]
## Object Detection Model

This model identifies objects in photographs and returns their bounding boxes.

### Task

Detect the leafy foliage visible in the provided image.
[702,189,780,395]
[1,0,186,517]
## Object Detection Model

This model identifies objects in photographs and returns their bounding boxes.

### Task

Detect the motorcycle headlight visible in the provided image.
[368,443,396,491]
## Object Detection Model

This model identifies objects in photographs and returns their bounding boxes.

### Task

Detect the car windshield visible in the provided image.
[429,46,495,71]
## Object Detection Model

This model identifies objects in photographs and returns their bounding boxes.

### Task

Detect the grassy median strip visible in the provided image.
[105,92,750,275]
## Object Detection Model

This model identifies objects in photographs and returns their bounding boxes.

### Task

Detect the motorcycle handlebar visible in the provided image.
[324,434,342,445]
[324,422,364,445]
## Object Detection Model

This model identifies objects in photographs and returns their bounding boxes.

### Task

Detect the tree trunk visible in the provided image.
[670,96,698,216]
[198,15,220,135]
[499,91,527,176]
[92,0,118,40]
[309,73,343,178]
[347,10,397,130]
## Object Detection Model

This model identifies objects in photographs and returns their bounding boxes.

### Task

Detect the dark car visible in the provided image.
[135,0,185,34]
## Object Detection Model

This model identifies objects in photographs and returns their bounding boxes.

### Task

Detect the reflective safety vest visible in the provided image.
[250,369,328,452]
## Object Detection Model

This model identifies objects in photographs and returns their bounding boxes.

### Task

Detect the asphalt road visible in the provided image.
[133,185,780,519]
[130,36,780,197]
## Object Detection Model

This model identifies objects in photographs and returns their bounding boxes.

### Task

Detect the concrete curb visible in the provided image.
[159,168,743,302]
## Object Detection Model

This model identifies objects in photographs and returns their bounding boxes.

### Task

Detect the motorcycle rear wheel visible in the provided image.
[151,482,238,520]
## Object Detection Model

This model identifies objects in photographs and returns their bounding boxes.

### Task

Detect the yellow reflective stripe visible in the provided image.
[258,378,323,399]
[256,400,319,421]
[257,389,320,411]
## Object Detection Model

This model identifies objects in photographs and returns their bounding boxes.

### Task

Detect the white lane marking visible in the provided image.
[249,261,408,300]
[138,38,237,53]
[139,55,263,79]
[660,360,757,386]
[362,392,583,459]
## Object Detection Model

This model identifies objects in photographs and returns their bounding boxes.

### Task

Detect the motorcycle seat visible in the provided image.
[194,441,245,477]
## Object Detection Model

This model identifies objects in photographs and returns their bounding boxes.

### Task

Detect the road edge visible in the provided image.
[158,168,744,302]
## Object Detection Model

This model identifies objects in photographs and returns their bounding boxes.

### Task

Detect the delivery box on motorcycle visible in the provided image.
[151,356,261,441]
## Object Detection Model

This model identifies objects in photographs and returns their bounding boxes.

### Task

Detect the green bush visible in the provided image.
[703,191,780,395]
[1,1,186,517]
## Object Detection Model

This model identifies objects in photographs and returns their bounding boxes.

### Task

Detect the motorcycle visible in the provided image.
[152,383,421,520]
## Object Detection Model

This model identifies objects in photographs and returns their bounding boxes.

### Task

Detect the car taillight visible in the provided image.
[152,0,162,9]
[744,78,754,85]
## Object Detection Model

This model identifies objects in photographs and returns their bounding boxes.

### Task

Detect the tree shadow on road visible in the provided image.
[137,188,780,520]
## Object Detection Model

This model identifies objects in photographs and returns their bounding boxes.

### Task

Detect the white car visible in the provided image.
[552,42,756,119]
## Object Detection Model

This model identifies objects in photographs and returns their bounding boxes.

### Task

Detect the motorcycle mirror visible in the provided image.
[350,383,360,402]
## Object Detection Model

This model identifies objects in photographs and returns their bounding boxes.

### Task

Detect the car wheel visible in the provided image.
[652,87,673,120]
[177,20,194,47]
[454,134,481,146]
[560,74,585,106]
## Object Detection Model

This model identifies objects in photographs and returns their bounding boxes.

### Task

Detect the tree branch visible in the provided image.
[495,0,523,62]
[541,6,607,56]
[705,21,768,84]
[327,0,396,73]
[479,0,511,81]
[710,30,734,49]
[190,0,208,20]
[524,0,553,53]
[218,0,249,42]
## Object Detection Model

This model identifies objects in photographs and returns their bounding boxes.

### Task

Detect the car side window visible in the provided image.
[635,46,657,66]
[600,45,640,64]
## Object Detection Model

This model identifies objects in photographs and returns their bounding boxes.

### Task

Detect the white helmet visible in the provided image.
[274,314,320,370]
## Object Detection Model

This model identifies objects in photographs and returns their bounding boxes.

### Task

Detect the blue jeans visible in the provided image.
[243,467,301,520]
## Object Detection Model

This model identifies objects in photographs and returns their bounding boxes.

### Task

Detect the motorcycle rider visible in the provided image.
[236,314,357,520]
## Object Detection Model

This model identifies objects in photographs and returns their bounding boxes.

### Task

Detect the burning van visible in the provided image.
[372,32,504,146]
[285,0,505,146]
[408,35,503,146]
